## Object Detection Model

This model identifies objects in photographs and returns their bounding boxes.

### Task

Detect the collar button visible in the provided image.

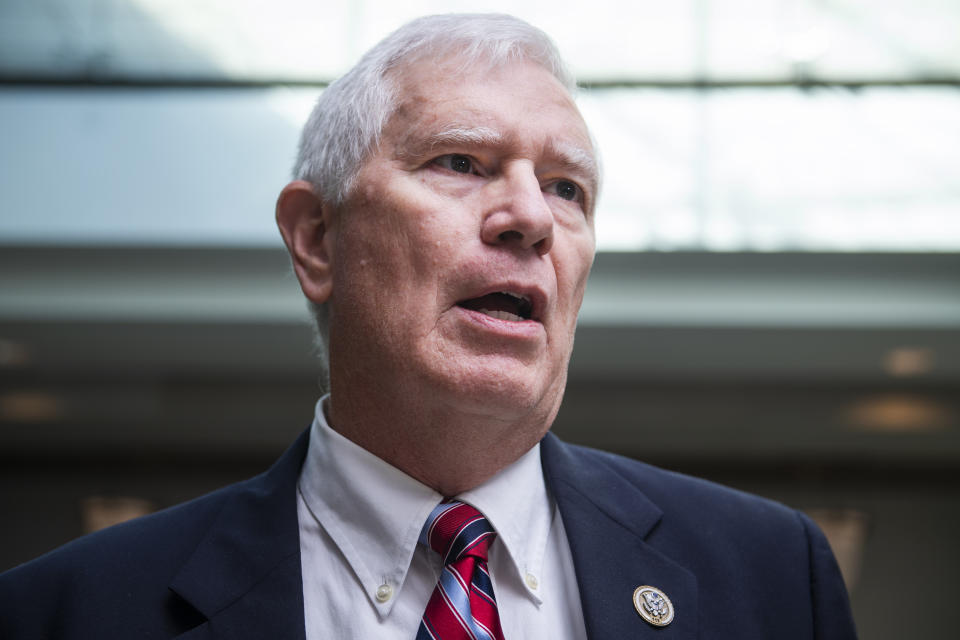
[375,583,393,602]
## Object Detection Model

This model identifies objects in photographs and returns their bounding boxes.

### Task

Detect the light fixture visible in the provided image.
[81,496,157,534]
[0,339,29,368]
[0,391,62,422]
[884,347,934,378]
[805,509,869,592]
[845,394,950,433]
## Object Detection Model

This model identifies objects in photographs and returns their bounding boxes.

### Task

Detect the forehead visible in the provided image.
[383,57,597,184]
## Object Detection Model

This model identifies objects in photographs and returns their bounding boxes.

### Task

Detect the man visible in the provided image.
[0,13,857,639]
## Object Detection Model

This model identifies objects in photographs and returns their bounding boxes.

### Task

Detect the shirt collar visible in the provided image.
[459,437,552,605]
[297,395,553,616]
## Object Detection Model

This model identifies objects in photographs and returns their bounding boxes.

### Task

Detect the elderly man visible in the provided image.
[0,14,856,640]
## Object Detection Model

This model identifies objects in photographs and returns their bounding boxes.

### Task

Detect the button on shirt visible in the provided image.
[297,396,588,639]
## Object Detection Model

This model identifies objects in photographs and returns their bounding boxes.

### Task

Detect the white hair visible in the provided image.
[291,14,577,378]
[294,13,574,204]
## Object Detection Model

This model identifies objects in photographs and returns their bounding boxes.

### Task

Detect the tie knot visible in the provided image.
[420,501,496,565]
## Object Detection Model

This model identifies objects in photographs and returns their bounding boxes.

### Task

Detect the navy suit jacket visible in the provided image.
[0,429,857,638]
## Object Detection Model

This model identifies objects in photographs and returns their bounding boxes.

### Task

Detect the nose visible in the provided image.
[480,165,554,256]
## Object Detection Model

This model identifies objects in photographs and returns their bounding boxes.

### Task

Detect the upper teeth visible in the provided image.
[501,291,529,303]
[478,309,523,322]
[474,291,531,322]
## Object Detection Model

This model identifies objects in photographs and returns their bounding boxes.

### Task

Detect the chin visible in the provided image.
[433,358,568,425]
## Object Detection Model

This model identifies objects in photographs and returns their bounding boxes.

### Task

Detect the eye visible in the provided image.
[555,180,579,201]
[547,179,583,203]
[434,154,477,175]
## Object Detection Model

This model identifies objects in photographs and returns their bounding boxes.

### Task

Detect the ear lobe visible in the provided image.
[276,180,336,304]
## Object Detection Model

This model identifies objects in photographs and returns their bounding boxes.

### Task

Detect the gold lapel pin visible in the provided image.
[633,585,674,627]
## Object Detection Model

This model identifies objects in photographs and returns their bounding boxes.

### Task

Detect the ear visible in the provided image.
[276,180,336,304]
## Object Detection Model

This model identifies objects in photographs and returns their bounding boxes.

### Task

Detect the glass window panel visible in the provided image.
[1,0,957,82]
[0,87,313,245]
[704,0,960,80]
[583,86,960,251]
[1,85,956,252]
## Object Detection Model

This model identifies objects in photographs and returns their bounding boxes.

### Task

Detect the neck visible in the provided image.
[324,378,558,496]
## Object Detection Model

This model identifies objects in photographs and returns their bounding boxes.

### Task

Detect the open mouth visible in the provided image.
[457,291,534,322]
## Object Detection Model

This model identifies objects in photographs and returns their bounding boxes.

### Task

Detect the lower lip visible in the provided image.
[455,306,544,340]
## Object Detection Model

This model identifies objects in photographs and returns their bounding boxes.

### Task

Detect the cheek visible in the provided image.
[557,240,595,304]
[340,194,418,269]
[332,226,414,322]
[410,208,475,268]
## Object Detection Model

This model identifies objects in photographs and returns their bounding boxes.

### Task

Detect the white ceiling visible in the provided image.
[2,0,958,81]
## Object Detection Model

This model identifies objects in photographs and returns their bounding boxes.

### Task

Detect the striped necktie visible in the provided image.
[417,501,506,640]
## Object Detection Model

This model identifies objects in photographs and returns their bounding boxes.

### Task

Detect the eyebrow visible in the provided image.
[396,124,504,159]
[545,139,600,197]
[397,123,599,198]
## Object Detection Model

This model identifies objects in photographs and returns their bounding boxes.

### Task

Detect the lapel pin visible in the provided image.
[633,585,674,627]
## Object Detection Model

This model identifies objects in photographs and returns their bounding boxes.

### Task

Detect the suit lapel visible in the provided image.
[541,433,699,639]
[169,429,311,640]
[160,427,699,638]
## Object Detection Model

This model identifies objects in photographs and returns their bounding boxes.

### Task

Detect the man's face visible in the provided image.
[326,57,597,427]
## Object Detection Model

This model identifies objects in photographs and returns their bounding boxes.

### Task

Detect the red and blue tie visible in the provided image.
[417,501,506,640]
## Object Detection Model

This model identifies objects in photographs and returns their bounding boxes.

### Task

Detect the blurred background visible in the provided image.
[0,0,958,636]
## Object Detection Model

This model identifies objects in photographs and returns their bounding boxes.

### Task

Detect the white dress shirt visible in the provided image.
[297,396,587,639]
